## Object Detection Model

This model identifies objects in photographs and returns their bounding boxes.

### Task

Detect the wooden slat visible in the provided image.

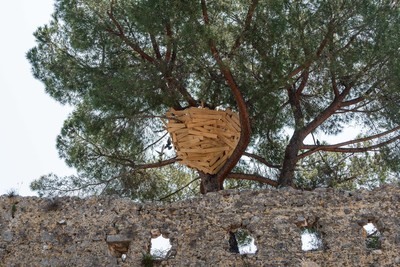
[187,130,218,139]
[209,152,224,167]
[187,108,222,115]
[200,141,222,149]
[219,135,237,149]
[176,132,189,140]
[210,152,230,173]
[191,118,216,123]
[188,114,223,120]
[231,114,240,126]
[225,114,241,132]
[186,120,218,128]
[178,139,203,148]
[167,125,187,132]
[180,146,229,154]
[186,154,215,162]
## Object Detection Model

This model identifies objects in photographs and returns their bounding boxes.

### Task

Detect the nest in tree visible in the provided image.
[164,107,241,174]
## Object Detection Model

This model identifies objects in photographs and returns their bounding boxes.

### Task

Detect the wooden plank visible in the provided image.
[230,114,240,126]
[167,123,186,130]
[187,108,221,115]
[200,142,222,149]
[188,113,223,120]
[176,132,189,140]
[186,120,218,128]
[171,133,177,143]
[214,128,238,138]
[209,152,224,167]
[186,160,210,170]
[219,135,237,149]
[224,114,241,132]
[196,166,211,174]
[188,130,218,139]
[187,151,222,158]
[170,130,185,137]
[186,155,215,162]
[210,152,230,173]
[217,120,230,127]
[204,126,234,136]
[193,160,212,167]
[180,146,229,154]
[224,118,240,133]
[188,134,204,141]
[179,134,204,142]
[178,136,190,143]
[193,126,212,133]
[225,109,233,115]
[166,120,184,126]
[180,160,211,173]
[176,152,188,159]
[191,118,217,123]
[178,139,202,148]
[193,127,221,137]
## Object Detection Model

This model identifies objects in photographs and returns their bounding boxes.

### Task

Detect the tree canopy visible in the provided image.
[28,0,400,200]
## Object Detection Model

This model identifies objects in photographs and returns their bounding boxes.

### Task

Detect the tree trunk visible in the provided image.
[278,131,304,187]
[200,172,223,194]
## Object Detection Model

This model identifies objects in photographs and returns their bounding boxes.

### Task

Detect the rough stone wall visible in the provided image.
[1,185,399,267]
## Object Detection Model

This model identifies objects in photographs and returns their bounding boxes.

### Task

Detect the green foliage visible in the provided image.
[6,188,18,198]
[235,229,253,249]
[31,164,199,202]
[141,253,154,267]
[366,235,381,250]
[11,203,17,218]
[296,143,397,190]
[364,223,382,250]
[27,0,400,199]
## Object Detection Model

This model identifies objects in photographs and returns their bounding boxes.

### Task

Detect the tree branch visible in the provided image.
[228,0,259,57]
[140,132,169,153]
[340,79,382,107]
[201,0,252,187]
[331,72,340,97]
[299,126,400,158]
[165,21,173,62]
[226,173,278,187]
[296,70,309,97]
[159,177,200,201]
[39,171,134,195]
[243,152,281,169]
[287,22,333,79]
[150,34,162,60]
[135,157,178,170]
[106,2,156,63]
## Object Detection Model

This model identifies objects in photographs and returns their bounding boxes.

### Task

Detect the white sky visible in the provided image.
[0,0,74,196]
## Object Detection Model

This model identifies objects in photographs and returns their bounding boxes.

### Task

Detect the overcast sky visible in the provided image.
[0,0,74,196]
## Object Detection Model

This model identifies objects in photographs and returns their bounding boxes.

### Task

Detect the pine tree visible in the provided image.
[28,0,400,199]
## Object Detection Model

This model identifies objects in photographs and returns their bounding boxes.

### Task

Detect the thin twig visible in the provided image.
[159,177,200,201]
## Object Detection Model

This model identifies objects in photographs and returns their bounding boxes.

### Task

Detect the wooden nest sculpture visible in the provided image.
[164,107,241,174]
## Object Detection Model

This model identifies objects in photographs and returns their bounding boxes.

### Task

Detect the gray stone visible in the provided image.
[106,234,132,243]
[2,230,13,242]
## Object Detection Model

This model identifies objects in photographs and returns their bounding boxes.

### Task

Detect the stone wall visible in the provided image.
[1,185,399,266]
